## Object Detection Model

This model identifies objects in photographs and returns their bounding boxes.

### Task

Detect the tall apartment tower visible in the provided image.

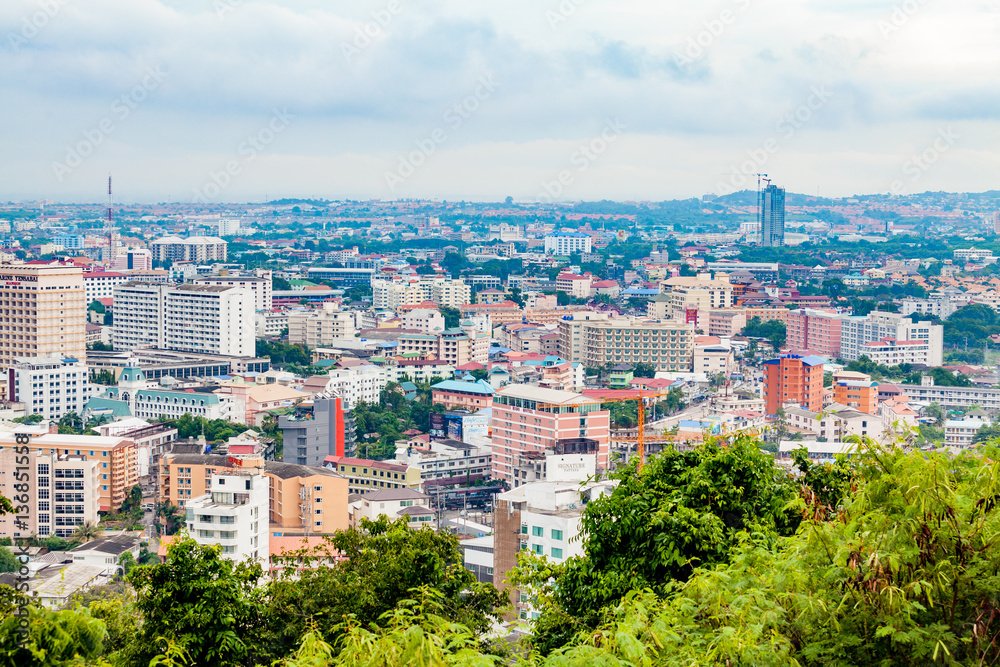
[759,184,786,247]
[0,264,87,370]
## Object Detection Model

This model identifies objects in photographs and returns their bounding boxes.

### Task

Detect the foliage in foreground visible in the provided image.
[4,439,1000,665]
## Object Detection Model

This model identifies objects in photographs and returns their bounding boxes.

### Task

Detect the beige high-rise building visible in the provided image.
[0,264,86,370]
[557,312,695,372]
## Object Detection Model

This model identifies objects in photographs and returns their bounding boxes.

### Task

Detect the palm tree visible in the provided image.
[157,502,184,536]
[71,521,101,544]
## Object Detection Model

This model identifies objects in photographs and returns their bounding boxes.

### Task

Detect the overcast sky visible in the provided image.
[1,0,998,204]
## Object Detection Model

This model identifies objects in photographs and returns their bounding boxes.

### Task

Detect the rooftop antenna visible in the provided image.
[105,175,117,262]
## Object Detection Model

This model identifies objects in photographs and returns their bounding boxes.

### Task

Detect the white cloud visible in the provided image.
[0,0,996,202]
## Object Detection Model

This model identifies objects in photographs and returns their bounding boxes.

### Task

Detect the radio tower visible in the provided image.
[104,175,118,263]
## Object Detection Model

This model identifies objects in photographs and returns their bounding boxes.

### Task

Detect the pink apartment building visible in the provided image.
[785,309,843,357]
[490,385,610,484]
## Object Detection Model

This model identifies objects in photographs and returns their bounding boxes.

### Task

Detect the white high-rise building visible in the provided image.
[8,356,91,420]
[544,233,592,255]
[193,271,273,311]
[840,311,943,366]
[112,282,254,356]
[288,303,357,347]
[185,462,269,564]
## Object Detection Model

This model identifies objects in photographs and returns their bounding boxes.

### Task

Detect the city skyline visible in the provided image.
[1,1,997,203]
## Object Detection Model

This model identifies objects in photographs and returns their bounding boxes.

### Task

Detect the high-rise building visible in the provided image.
[1,427,137,512]
[279,395,357,467]
[150,236,227,263]
[556,312,695,373]
[0,264,87,370]
[760,184,785,247]
[490,385,610,484]
[112,282,254,356]
[0,448,100,539]
[762,354,825,416]
[185,461,270,563]
[7,356,91,420]
[544,233,592,255]
[193,272,272,311]
[288,303,357,347]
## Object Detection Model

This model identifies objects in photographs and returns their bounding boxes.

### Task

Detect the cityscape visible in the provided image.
[2,1,1000,666]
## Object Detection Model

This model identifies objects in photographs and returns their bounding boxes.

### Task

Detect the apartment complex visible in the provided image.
[832,372,878,414]
[279,395,356,467]
[762,354,824,416]
[490,385,610,484]
[544,232,592,255]
[429,280,472,308]
[860,338,937,367]
[323,455,422,496]
[0,448,100,539]
[193,272,273,311]
[185,463,270,563]
[0,429,137,513]
[0,263,87,370]
[288,304,357,347]
[7,356,91,420]
[786,308,943,365]
[659,274,736,319]
[150,236,227,263]
[785,309,844,356]
[83,271,130,302]
[161,453,349,535]
[397,325,490,367]
[112,282,254,356]
[556,312,695,372]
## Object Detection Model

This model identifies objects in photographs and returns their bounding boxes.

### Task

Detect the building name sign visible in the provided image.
[0,275,38,283]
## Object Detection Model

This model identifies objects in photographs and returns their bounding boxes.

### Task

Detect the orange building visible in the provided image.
[762,354,825,416]
[833,372,879,414]
[0,428,137,512]
[160,453,349,535]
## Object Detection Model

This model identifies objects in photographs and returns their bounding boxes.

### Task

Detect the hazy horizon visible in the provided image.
[2,1,998,204]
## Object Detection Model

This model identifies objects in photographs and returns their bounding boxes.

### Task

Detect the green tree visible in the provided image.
[71,521,100,544]
[741,317,786,350]
[0,605,108,667]
[515,435,800,654]
[924,402,945,426]
[263,516,505,661]
[117,550,137,577]
[439,305,462,329]
[0,547,18,573]
[126,537,267,667]
[973,422,1000,444]
[631,362,656,378]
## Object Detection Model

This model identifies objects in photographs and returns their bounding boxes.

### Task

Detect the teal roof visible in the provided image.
[431,380,496,396]
[118,366,146,383]
[106,387,221,406]
[84,397,132,418]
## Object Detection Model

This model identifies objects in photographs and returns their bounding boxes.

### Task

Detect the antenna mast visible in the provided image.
[105,175,118,262]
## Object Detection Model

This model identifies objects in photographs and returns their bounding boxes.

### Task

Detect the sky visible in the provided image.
[1,0,998,204]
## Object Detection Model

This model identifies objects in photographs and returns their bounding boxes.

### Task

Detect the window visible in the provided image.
[551,547,563,559]
[551,529,563,540]
[532,544,543,555]
[531,526,543,537]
